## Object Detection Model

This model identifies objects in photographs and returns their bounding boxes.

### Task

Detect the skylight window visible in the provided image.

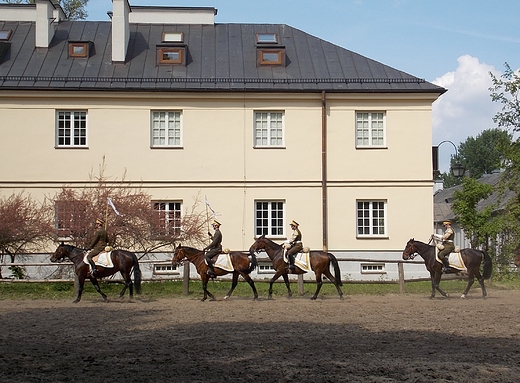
[157,47,185,65]
[162,32,184,43]
[258,49,285,66]
[0,30,12,41]
[256,33,278,44]
[68,41,91,58]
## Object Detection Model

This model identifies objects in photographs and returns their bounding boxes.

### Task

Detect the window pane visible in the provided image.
[57,111,86,147]
[254,111,284,147]
[255,200,284,236]
[152,111,181,147]
[356,112,385,147]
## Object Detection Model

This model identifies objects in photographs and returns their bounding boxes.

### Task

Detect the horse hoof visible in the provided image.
[460,294,466,299]
[310,296,317,300]
[223,295,229,300]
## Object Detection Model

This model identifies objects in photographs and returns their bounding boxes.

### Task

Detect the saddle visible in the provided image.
[83,251,114,269]
[206,253,234,272]
[283,247,312,272]
[435,248,466,271]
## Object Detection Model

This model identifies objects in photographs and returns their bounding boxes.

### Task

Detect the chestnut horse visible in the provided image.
[172,245,258,301]
[50,243,142,303]
[402,238,492,299]
[248,235,343,300]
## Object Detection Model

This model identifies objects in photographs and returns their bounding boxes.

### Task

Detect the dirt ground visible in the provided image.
[1,288,519,383]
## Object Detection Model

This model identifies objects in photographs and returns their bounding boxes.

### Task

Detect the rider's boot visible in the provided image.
[441,257,451,273]
[286,253,295,271]
[207,262,216,277]
[88,259,98,276]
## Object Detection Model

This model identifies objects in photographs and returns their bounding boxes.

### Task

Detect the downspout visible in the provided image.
[321,91,328,252]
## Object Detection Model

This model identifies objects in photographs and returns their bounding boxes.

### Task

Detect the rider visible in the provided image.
[87,218,109,276]
[432,219,455,273]
[203,220,222,277]
[285,220,303,271]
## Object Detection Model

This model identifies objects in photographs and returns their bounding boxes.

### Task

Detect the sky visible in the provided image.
[84,0,520,173]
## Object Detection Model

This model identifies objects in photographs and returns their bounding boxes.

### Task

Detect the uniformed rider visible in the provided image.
[203,220,222,277]
[87,218,109,276]
[285,220,303,271]
[432,219,455,273]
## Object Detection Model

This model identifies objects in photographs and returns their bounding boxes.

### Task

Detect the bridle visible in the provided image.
[403,242,418,260]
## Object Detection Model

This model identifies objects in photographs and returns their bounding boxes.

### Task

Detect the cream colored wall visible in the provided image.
[0,90,436,252]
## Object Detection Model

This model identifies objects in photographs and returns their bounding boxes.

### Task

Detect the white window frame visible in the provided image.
[56,110,87,147]
[153,201,182,236]
[254,111,285,148]
[361,263,386,274]
[255,200,285,238]
[151,111,182,147]
[356,111,386,148]
[356,200,387,237]
[153,263,180,275]
[257,261,277,274]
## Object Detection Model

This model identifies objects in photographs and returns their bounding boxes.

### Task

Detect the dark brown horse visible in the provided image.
[248,235,343,300]
[50,243,142,303]
[172,245,258,301]
[402,238,492,299]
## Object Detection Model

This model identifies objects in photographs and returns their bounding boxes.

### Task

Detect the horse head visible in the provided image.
[248,234,268,254]
[172,244,185,265]
[50,242,69,263]
[402,238,417,260]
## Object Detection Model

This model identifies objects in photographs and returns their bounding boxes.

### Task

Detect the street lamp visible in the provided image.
[432,140,465,179]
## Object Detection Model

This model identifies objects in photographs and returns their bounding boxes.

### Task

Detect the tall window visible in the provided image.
[151,111,182,147]
[153,201,182,236]
[55,200,88,238]
[255,200,284,237]
[254,111,284,147]
[56,111,87,147]
[357,200,386,237]
[356,112,385,147]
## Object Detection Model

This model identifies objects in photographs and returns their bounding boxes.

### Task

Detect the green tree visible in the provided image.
[0,0,88,20]
[451,177,496,248]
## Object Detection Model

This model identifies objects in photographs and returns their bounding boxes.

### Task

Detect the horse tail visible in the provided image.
[481,249,493,280]
[328,252,343,286]
[131,252,142,294]
[247,251,258,273]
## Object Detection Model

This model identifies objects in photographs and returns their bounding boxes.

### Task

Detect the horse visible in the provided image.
[402,238,492,299]
[50,243,142,303]
[514,243,520,268]
[172,245,259,301]
[248,235,343,300]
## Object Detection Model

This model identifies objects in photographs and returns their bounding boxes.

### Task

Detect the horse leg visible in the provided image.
[234,272,258,301]
[281,273,292,298]
[201,276,215,302]
[90,277,108,302]
[73,276,85,303]
[323,269,344,299]
[311,273,323,300]
[432,272,448,298]
[268,271,284,300]
[119,272,134,301]
[224,272,239,300]
[461,277,475,299]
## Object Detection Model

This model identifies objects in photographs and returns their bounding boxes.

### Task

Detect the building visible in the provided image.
[0,0,445,281]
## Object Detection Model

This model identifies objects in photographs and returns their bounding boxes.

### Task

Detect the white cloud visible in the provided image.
[432,55,502,171]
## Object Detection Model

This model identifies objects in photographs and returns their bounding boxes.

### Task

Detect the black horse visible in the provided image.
[50,243,142,303]
[402,238,492,299]
[249,235,343,300]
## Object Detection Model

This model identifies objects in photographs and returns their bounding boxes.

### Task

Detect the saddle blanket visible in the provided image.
[83,251,114,268]
[435,248,466,271]
[211,254,234,272]
[284,250,312,273]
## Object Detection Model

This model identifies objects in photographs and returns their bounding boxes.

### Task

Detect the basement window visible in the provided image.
[68,41,92,58]
[0,30,12,41]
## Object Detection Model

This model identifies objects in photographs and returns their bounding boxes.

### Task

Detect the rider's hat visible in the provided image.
[96,218,105,226]
[442,219,452,225]
[290,220,299,227]
[212,220,221,227]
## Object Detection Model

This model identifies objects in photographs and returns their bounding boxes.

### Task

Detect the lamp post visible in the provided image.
[432,140,465,179]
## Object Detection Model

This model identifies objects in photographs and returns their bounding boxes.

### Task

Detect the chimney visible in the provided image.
[35,0,56,48]
[111,0,131,63]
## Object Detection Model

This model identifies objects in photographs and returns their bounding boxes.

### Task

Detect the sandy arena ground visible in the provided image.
[1,288,519,383]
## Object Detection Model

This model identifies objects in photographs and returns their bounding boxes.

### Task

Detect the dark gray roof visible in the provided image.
[0,20,446,93]
[433,172,514,223]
